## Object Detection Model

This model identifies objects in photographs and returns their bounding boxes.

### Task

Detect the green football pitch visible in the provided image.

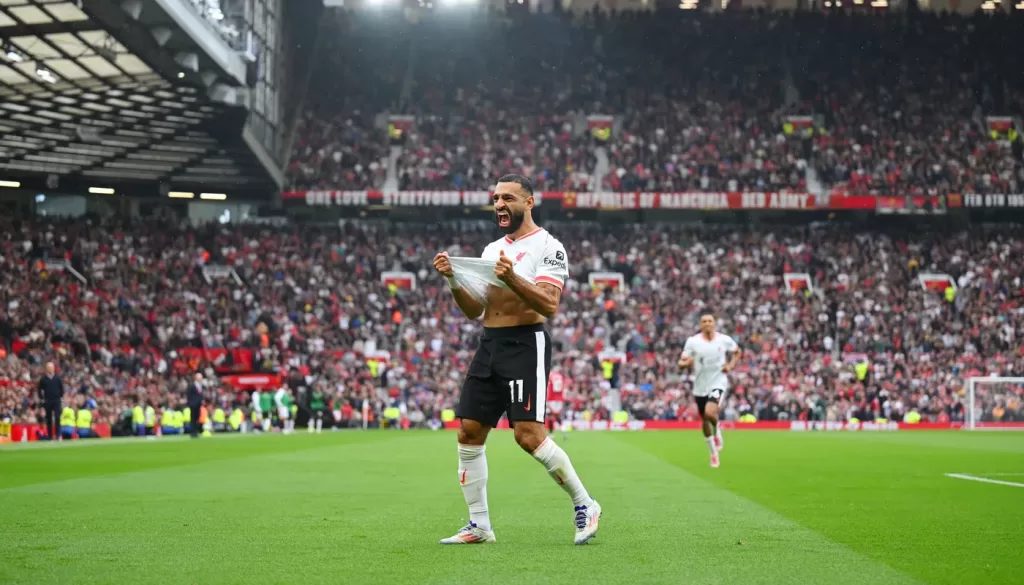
[1,430,1022,585]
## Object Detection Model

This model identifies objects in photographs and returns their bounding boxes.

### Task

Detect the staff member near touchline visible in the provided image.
[37,362,64,441]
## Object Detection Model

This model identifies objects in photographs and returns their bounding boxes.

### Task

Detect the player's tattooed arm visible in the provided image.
[495,251,561,318]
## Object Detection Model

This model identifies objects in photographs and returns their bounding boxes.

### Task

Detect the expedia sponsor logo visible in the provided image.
[543,256,567,270]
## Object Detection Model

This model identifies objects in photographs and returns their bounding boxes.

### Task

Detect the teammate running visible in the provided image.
[433,174,601,545]
[678,311,741,468]
[546,368,568,442]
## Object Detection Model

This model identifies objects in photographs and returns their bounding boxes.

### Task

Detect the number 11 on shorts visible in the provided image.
[509,379,524,402]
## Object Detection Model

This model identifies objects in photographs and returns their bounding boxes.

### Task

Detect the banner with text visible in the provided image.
[961,193,1024,208]
[284,190,819,210]
[220,374,282,391]
[281,190,999,211]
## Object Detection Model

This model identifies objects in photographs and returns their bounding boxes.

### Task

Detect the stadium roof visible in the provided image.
[0,0,280,198]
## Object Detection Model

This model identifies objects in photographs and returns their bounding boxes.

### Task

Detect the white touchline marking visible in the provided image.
[977,472,1024,476]
[945,473,1024,488]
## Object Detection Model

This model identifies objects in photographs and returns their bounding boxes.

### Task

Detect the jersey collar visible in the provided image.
[504,227,544,244]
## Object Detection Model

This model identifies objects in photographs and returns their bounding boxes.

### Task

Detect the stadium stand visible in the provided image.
[287,11,1024,196]
[2,217,1022,431]
[3,9,1023,437]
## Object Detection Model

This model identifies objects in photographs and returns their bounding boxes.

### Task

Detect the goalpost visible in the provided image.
[966,377,1024,430]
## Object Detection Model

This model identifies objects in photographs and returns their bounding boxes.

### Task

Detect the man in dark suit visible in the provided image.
[188,373,204,438]
[38,362,64,440]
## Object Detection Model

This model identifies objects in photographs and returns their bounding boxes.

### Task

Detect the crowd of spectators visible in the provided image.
[3,215,1022,432]
[284,10,405,190]
[286,10,1023,196]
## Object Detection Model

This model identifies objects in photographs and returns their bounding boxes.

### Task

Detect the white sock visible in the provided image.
[315,418,323,433]
[457,444,491,531]
[308,420,315,433]
[531,437,594,508]
[262,419,270,432]
[716,426,723,447]
[706,436,717,455]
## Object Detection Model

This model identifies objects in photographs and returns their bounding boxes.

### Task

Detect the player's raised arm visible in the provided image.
[433,251,485,320]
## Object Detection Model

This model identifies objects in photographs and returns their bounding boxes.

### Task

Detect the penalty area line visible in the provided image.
[944,473,1024,488]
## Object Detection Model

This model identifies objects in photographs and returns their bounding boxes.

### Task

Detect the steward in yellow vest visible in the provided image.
[161,407,180,436]
[212,407,227,432]
[229,408,244,432]
[133,405,146,437]
[60,406,76,439]
[144,405,156,434]
[76,408,93,439]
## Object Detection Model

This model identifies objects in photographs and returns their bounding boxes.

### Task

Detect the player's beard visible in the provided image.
[496,208,526,235]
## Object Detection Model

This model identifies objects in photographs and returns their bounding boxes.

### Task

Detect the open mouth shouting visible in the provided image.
[496,210,511,229]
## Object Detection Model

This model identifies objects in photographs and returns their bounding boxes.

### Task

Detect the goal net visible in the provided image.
[966,377,1024,430]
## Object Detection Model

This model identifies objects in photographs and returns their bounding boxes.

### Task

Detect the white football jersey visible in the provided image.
[481,227,568,290]
[683,332,739,397]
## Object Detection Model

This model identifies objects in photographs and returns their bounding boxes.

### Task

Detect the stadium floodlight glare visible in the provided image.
[5,47,24,63]
[36,66,57,84]
[88,187,115,195]
[200,193,227,200]
[168,191,195,199]
[0,180,21,188]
